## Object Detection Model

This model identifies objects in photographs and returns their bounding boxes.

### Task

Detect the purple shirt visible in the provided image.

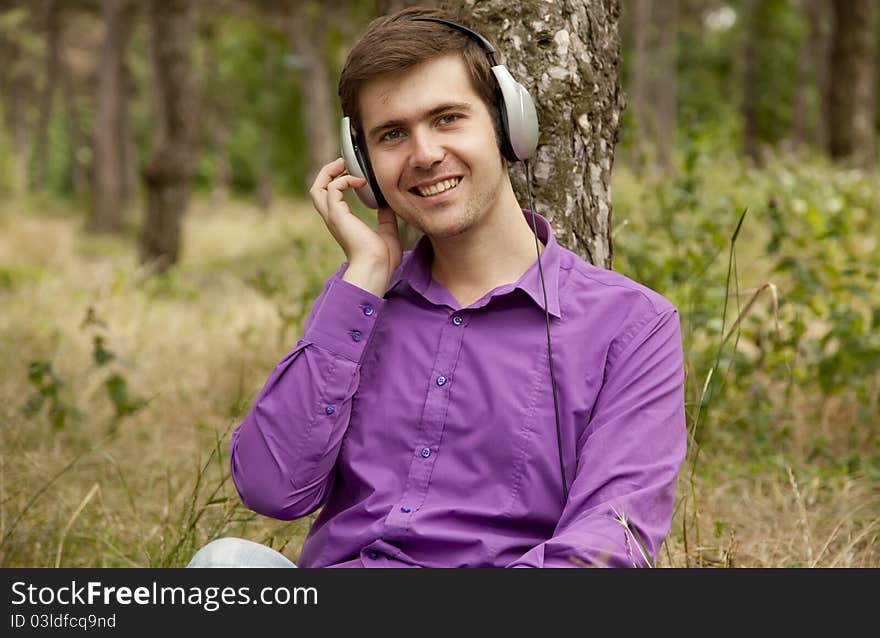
[230,210,686,567]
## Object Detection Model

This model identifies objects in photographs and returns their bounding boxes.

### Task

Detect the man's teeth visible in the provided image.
[417,178,460,197]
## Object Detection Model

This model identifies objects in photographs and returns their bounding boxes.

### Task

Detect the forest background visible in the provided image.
[0,0,878,568]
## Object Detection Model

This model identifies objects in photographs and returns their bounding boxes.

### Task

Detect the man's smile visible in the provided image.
[408,176,463,199]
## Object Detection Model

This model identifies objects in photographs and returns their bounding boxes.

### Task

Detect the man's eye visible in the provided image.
[381,130,404,142]
[438,114,460,125]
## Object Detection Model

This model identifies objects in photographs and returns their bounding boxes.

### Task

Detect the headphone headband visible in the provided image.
[409,17,499,65]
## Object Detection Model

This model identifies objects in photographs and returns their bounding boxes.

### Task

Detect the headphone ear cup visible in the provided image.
[494,93,519,163]
[490,65,539,161]
[340,117,387,209]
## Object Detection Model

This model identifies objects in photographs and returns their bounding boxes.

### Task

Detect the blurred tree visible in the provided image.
[649,0,677,173]
[88,0,134,233]
[621,0,678,173]
[742,0,759,161]
[462,0,623,268]
[828,0,877,168]
[31,0,60,190]
[60,62,89,200]
[805,0,830,151]
[625,0,649,170]
[0,2,41,197]
[789,0,828,151]
[287,0,335,184]
[742,0,804,163]
[140,0,196,270]
[199,18,231,203]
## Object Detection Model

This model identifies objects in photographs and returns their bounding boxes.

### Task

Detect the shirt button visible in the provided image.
[362,305,374,316]
[351,330,362,342]
[421,447,431,458]
[325,405,335,415]
[436,375,447,386]
[400,506,411,513]
[452,315,462,326]
[367,551,379,560]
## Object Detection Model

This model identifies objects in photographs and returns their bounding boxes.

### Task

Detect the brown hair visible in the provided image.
[338,6,500,140]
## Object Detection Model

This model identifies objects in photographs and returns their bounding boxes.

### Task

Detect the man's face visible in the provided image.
[358,54,506,239]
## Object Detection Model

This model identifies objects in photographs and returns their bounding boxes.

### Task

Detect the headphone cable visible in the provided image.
[523,160,569,505]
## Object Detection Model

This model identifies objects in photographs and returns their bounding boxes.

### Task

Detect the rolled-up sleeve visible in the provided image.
[507,308,687,567]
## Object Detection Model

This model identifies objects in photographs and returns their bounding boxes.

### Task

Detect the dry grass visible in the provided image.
[661,467,880,567]
[0,197,336,567]
[0,195,876,567]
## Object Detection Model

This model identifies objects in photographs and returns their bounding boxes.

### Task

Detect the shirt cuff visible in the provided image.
[303,276,386,363]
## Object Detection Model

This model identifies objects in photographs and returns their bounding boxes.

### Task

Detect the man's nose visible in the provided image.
[408,127,444,169]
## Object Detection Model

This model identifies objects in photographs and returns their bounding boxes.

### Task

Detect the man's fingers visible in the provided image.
[327,174,367,203]
[309,158,348,215]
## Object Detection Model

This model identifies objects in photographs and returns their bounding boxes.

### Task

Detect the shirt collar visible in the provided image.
[386,209,562,319]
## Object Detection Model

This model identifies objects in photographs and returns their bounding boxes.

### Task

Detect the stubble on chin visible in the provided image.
[393,170,503,240]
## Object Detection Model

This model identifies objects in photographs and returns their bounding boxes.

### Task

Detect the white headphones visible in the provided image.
[340,17,540,209]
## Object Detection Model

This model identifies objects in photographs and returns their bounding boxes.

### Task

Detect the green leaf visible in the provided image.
[28,360,51,386]
[48,402,67,429]
[22,393,45,418]
[93,335,115,366]
[105,373,147,418]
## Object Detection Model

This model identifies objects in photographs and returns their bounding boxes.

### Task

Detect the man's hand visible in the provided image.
[309,157,403,297]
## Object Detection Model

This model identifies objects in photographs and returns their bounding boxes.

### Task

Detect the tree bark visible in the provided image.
[140,0,196,270]
[827,0,877,168]
[88,0,134,233]
[460,0,622,269]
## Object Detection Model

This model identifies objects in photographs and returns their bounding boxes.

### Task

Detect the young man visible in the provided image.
[189,7,686,568]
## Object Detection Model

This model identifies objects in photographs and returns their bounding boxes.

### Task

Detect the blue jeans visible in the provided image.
[186,537,297,568]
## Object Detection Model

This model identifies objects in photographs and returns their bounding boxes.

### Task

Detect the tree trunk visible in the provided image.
[289,1,337,183]
[32,0,61,190]
[121,45,139,207]
[140,0,196,270]
[827,0,877,168]
[88,0,134,233]
[807,0,830,151]
[1,36,31,197]
[789,0,811,151]
[60,58,88,200]
[460,0,622,269]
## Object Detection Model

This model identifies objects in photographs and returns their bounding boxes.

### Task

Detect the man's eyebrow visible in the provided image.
[367,102,473,141]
